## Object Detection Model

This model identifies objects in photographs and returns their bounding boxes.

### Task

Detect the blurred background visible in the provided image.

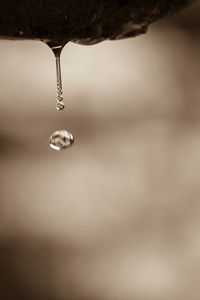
[0,2,200,299]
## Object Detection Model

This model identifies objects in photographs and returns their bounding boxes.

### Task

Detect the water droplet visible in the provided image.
[49,130,74,151]
[56,101,65,111]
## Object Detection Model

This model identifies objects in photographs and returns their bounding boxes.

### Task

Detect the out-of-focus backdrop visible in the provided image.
[0,2,200,300]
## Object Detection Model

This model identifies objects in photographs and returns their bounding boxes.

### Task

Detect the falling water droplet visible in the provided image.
[49,130,74,151]
[46,41,75,150]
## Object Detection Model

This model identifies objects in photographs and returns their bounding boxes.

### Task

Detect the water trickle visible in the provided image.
[49,130,74,150]
[47,42,74,150]
[51,45,65,110]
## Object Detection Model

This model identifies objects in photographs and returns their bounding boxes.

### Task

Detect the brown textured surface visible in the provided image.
[0,0,198,45]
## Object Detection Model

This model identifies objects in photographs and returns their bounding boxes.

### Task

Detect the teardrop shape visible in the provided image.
[49,130,74,150]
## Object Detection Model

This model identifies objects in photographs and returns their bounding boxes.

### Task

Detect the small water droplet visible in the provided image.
[49,130,74,151]
[56,101,65,111]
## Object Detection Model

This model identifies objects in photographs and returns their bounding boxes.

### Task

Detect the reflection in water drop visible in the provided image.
[49,130,74,151]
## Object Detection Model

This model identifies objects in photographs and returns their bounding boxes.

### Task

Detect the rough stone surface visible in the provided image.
[0,0,198,45]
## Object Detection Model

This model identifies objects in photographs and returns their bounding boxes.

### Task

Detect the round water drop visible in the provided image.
[49,130,74,150]
[56,101,65,111]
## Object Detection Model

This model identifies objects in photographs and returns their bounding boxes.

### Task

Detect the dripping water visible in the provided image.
[47,42,74,150]
[51,45,65,111]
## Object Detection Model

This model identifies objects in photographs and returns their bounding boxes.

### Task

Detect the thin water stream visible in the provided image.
[48,43,74,150]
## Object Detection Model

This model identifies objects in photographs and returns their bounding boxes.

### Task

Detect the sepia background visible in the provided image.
[0,2,200,299]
